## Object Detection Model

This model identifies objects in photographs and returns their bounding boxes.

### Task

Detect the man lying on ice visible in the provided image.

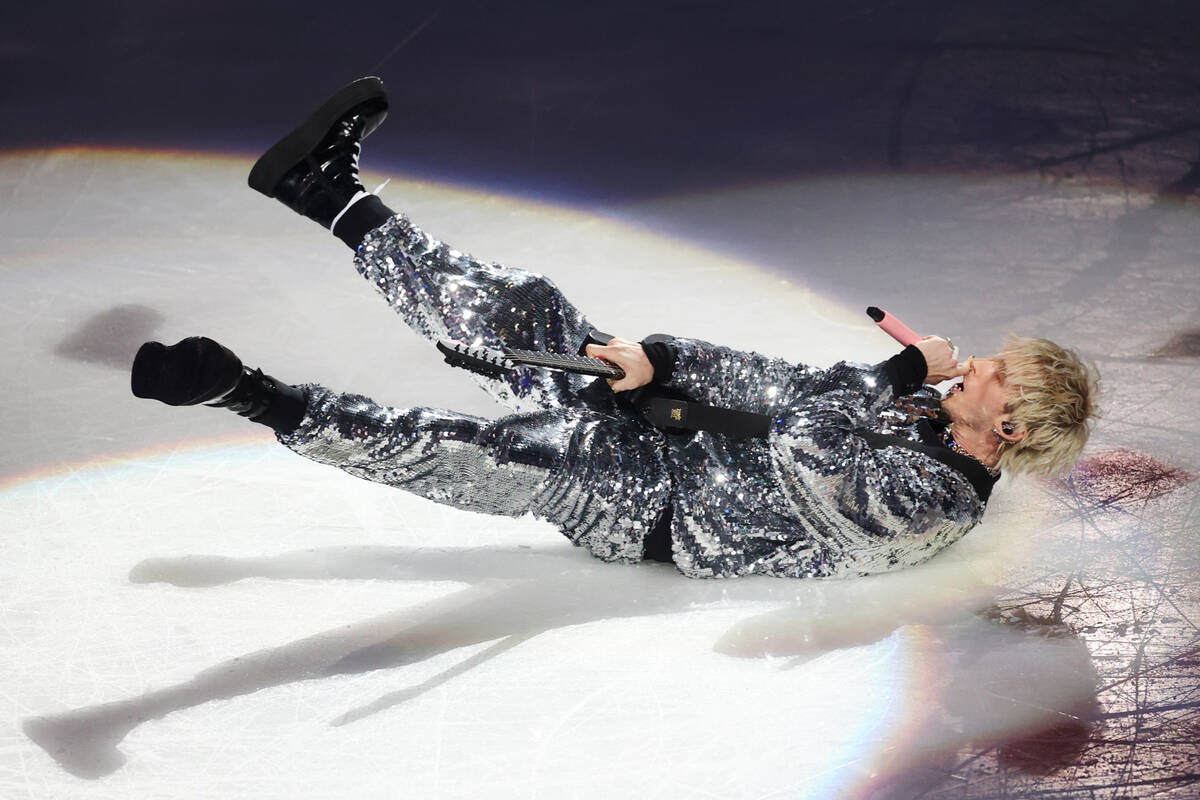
[132,77,1098,580]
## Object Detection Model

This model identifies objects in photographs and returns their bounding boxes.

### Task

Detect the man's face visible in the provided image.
[943,357,1016,434]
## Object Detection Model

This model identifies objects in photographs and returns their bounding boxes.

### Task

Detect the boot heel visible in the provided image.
[130,341,166,399]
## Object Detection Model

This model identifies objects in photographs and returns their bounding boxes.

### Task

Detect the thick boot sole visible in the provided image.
[248,76,389,198]
[131,337,243,406]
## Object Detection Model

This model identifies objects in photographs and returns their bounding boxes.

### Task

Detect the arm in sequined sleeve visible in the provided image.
[648,337,929,416]
[648,337,823,415]
[813,346,929,420]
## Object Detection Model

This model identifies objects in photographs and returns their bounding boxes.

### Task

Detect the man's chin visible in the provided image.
[940,392,967,426]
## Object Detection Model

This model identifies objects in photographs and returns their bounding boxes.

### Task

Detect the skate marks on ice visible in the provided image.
[1051,449,1196,509]
[25,453,1185,785]
[25,536,1103,783]
[863,458,1200,798]
[718,583,1105,783]
[23,572,566,780]
[21,548,814,778]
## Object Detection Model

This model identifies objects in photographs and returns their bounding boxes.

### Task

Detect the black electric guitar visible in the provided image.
[434,333,992,492]
[435,337,773,439]
[436,338,626,380]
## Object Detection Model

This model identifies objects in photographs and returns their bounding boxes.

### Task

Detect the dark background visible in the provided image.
[6,0,1199,202]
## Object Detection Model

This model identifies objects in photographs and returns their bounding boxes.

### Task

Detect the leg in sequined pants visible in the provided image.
[277,215,672,563]
[353,214,600,412]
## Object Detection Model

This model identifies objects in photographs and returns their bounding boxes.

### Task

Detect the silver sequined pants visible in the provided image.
[277,215,673,562]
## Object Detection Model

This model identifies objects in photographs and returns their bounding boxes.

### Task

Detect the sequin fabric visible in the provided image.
[353,215,595,413]
[278,215,671,562]
[660,339,986,578]
[280,389,671,562]
[279,214,985,578]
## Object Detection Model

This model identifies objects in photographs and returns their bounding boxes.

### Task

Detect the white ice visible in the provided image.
[2,150,1196,799]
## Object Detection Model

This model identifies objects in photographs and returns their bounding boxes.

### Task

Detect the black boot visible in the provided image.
[131,337,307,434]
[248,76,393,248]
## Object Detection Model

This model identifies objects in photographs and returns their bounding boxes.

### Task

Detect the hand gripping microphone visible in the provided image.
[866,306,922,347]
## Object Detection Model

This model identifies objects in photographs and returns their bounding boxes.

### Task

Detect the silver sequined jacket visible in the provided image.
[654,341,989,579]
[279,215,990,581]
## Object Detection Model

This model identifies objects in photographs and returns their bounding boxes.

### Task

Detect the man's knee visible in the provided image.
[478,410,571,469]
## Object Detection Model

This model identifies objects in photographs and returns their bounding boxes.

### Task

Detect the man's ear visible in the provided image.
[997,420,1027,443]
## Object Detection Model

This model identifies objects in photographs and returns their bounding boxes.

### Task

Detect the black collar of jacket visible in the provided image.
[857,421,999,504]
[914,417,999,503]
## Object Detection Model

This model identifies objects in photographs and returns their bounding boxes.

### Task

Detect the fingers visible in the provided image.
[586,344,624,389]
[586,342,650,392]
[936,339,960,365]
[936,360,969,382]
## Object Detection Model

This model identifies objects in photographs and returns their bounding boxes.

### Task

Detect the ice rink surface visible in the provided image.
[2,149,1198,798]
[4,3,1200,795]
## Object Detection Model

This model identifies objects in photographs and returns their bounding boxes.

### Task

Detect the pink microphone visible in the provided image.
[866,306,922,347]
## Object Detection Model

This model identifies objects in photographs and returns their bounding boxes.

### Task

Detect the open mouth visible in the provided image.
[948,381,964,396]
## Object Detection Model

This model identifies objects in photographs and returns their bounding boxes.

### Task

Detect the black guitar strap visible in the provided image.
[637,395,773,438]
[581,329,808,437]
[584,330,997,500]
[634,400,995,501]
[580,329,777,440]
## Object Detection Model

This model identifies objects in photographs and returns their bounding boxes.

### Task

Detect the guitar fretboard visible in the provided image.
[505,347,625,379]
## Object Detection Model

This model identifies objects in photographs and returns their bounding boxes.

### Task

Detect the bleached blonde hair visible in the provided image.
[995,336,1099,476]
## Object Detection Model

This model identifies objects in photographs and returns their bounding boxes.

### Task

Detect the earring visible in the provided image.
[994,422,1016,439]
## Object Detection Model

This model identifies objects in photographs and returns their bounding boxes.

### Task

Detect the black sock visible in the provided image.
[332,194,395,251]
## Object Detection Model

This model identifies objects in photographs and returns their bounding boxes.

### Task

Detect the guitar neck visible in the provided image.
[505,347,625,379]
[436,338,625,380]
